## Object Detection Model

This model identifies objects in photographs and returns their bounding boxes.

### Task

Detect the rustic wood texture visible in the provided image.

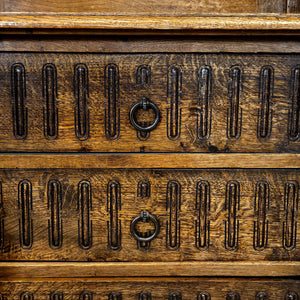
[0,52,299,153]
[0,277,299,299]
[0,168,298,262]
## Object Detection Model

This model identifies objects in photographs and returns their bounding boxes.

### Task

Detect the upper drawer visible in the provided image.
[1,52,300,153]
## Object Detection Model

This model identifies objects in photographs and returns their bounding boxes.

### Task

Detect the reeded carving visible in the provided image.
[20,292,34,300]
[11,63,27,139]
[78,180,92,249]
[283,181,298,251]
[253,181,269,251]
[136,65,151,85]
[74,64,89,140]
[168,292,182,300]
[137,180,151,198]
[80,291,93,300]
[0,181,4,249]
[105,63,120,140]
[198,292,211,300]
[167,65,182,140]
[18,180,33,249]
[43,63,58,139]
[166,180,181,250]
[225,181,240,251]
[50,292,63,300]
[195,181,210,250]
[108,292,122,300]
[139,292,151,300]
[285,291,299,300]
[256,292,269,299]
[226,292,240,300]
[289,66,300,141]
[197,66,212,140]
[227,66,243,140]
[107,180,121,250]
[48,179,63,249]
[257,66,273,141]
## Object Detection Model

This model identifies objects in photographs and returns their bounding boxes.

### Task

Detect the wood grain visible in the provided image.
[0,168,298,263]
[0,52,299,153]
[0,277,299,299]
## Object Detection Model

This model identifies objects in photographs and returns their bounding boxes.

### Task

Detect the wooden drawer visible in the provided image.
[0,278,299,299]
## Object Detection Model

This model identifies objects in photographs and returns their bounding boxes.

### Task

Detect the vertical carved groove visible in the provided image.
[167,65,182,140]
[166,180,181,250]
[48,180,63,249]
[107,180,121,250]
[50,292,63,300]
[139,292,152,300]
[198,292,211,300]
[258,0,285,13]
[225,181,240,251]
[169,292,182,300]
[254,181,270,251]
[18,180,33,249]
[195,181,210,250]
[108,292,122,300]
[197,66,212,140]
[283,181,298,251]
[258,66,273,141]
[289,66,300,141]
[0,181,4,249]
[80,291,93,300]
[43,63,58,139]
[78,180,92,249]
[11,63,27,139]
[105,64,120,140]
[227,66,243,139]
[74,64,89,140]
[285,291,299,300]
[20,292,34,300]
[136,65,151,85]
[226,292,240,300]
[137,180,151,198]
[256,292,269,299]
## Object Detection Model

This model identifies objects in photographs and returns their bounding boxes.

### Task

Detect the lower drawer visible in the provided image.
[0,278,299,299]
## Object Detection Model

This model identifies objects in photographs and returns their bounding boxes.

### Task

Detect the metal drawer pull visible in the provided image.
[130,97,160,132]
[130,210,159,242]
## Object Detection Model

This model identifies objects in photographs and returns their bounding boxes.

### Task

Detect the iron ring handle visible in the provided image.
[130,210,159,243]
[129,97,160,131]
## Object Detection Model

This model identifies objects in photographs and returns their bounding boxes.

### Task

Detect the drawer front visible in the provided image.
[0,52,299,153]
[0,168,299,262]
[0,278,299,299]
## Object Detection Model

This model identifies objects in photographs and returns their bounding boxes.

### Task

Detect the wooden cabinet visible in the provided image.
[0,1,299,298]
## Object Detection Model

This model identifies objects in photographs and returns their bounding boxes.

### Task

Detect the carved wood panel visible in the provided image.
[0,53,299,153]
[0,278,299,299]
[0,168,299,262]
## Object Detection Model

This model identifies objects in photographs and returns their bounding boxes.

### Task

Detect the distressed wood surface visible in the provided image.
[0,277,299,299]
[0,52,299,153]
[0,168,298,263]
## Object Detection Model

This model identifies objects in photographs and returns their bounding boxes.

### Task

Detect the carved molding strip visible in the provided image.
[136,65,151,85]
[195,181,210,250]
[43,63,58,139]
[50,292,63,300]
[78,180,92,250]
[11,63,27,140]
[108,292,122,300]
[139,292,152,300]
[166,180,181,250]
[198,292,211,300]
[226,292,240,300]
[105,64,120,140]
[18,180,33,249]
[225,181,240,251]
[107,180,121,250]
[169,292,182,300]
[80,291,93,300]
[253,181,270,251]
[197,66,212,140]
[48,179,63,249]
[0,181,3,249]
[167,65,182,140]
[20,292,34,300]
[289,66,300,141]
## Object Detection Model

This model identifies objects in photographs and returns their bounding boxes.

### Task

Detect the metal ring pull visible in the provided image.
[130,210,159,243]
[129,97,160,131]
